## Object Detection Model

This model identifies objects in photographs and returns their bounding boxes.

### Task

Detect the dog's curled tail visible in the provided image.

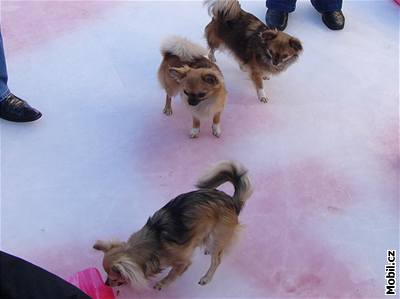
[160,36,208,62]
[196,161,252,214]
[205,0,241,21]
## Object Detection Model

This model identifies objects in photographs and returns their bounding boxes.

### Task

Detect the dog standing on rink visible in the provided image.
[94,161,252,290]
[158,36,227,138]
[205,0,303,103]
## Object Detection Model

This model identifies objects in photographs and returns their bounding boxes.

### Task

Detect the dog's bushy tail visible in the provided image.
[160,36,208,62]
[205,0,241,21]
[196,161,252,214]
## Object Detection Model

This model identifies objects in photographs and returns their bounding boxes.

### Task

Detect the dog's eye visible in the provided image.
[183,90,189,95]
[197,92,206,98]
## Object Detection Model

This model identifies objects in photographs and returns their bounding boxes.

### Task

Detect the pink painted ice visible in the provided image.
[1,1,398,299]
[67,268,116,299]
[1,1,120,56]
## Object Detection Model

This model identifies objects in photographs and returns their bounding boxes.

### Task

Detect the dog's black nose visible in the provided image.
[188,97,200,106]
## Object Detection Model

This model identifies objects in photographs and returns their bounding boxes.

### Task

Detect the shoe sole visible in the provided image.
[0,112,42,123]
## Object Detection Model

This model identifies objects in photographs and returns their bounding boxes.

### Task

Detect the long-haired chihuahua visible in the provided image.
[205,0,303,103]
[158,36,227,138]
[94,161,252,290]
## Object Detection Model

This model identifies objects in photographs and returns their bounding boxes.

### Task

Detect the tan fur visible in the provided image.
[158,36,227,138]
[94,161,252,290]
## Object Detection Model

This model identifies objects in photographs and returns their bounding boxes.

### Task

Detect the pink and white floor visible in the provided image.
[1,1,398,298]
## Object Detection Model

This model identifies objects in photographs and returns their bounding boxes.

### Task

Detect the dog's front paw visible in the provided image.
[212,124,221,138]
[198,276,211,286]
[190,128,200,138]
[153,282,164,291]
[204,248,210,255]
[262,75,270,80]
[257,89,269,103]
[163,107,173,116]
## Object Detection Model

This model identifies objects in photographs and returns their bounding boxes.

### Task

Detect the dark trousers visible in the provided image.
[0,30,11,101]
[0,251,90,299]
[266,0,343,13]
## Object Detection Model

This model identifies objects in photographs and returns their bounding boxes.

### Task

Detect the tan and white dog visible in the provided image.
[158,36,227,138]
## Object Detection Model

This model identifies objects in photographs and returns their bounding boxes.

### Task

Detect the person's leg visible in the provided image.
[0,31,11,101]
[310,0,342,13]
[0,251,91,299]
[311,0,345,30]
[0,30,42,122]
[265,0,297,31]
[266,0,297,13]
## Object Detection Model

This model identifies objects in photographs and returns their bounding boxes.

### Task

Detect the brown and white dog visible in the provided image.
[205,0,303,103]
[94,161,252,290]
[158,36,227,138]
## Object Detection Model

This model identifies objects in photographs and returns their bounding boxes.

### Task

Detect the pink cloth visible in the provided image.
[67,268,115,299]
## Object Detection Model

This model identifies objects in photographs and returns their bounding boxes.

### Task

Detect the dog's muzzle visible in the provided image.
[105,278,123,287]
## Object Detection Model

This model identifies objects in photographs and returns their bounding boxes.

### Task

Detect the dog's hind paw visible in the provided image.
[259,97,269,103]
[153,282,164,291]
[204,249,210,255]
[208,53,216,63]
[198,276,211,286]
[163,107,173,116]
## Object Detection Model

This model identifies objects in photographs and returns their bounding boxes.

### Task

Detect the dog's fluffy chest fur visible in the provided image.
[181,93,224,120]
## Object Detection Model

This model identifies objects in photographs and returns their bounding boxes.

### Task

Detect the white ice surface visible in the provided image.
[1,1,399,298]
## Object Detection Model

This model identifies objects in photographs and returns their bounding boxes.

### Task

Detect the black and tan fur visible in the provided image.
[94,161,252,290]
[158,36,227,138]
[205,0,303,103]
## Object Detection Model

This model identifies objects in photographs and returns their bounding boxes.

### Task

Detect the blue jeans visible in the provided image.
[266,0,343,13]
[0,31,11,102]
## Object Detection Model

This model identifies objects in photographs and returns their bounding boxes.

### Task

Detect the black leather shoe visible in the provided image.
[321,10,345,30]
[265,9,288,31]
[0,94,42,122]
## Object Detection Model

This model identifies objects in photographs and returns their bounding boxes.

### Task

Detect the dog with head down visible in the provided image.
[94,161,252,290]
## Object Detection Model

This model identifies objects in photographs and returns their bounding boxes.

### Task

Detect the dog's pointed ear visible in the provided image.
[289,38,302,51]
[202,73,219,86]
[168,66,190,82]
[261,29,278,41]
[93,240,124,253]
